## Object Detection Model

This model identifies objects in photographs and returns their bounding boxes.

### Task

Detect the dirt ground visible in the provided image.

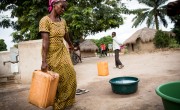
[73,50,180,110]
[0,50,180,110]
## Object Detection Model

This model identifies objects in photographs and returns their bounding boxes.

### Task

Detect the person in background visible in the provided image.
[100,43,107,56]
[112,32,124,69]
[40,0,76,109]
[73,41,82,63]
[108,43,113,56]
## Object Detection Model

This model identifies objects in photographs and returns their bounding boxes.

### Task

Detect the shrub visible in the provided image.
[153,30,170,48]
[0,39,7,51]
[169,38,180,48]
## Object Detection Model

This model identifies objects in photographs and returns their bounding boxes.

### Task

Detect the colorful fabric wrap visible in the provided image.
[48,0,66,12]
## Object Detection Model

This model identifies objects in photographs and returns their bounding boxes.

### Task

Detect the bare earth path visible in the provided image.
[73,50,180,110]
[0,50,180,110]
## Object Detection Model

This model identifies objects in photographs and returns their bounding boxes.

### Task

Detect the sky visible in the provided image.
[0,10,17,51]
[0,0,177,50]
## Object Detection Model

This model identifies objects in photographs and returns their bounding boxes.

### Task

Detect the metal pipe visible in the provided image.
[3,55,19,66]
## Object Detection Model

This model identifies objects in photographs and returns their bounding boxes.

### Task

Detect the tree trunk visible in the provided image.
[154,13,159,30]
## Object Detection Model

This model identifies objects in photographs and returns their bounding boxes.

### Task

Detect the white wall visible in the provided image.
[10,47,19,73]
[18,40,42,84]
[0,51,11,75]
[18,39,69,84]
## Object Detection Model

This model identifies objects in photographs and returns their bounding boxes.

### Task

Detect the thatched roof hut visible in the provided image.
[124,27,157,44]
[80,39,98,52]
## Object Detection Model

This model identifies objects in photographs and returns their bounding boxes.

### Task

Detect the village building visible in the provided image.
[79,39,98,58]
[124,27,157,52]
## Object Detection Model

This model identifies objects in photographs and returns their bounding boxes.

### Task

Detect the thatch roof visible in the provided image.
[124,27,157,44]
[80,39,98,52]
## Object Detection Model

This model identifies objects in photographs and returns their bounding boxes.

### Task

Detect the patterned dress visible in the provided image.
[39,16,77,110]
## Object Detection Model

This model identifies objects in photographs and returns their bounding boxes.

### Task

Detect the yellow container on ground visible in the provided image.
[97,62,109,76]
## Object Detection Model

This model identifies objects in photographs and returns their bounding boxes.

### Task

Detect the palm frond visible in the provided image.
[120,8,131,14]
[146,10,154,27]
[132,16,138,21]
[157,0,169,7]
[137,0,154,7]
[131,0,169,29]
[130,8,149,14]
[132,12,148,28]
[158,12,168,27]
[158,6,167,15]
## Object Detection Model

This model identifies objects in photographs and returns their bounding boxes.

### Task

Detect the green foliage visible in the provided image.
[0,0,127,43]
[0,0,48,43]
[0,39,7,51]
[166,1,180,45]
[91,36,113,54]
[171,15,180,44]
[153,30,170,48]
[91,35,113,48]
[0,19,11,28]
[173,27,180,44]
[98,36,113,48]
[131,0,168,30]
[169,38,180,48]
[64,0,126,40]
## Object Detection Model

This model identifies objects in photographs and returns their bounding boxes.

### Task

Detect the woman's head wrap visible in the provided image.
[48,0,66,12]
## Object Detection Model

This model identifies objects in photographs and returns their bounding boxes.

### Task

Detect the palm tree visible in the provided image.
[131,0,169,30]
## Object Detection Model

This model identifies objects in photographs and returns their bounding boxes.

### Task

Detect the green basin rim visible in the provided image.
[155,81,180,103]
[109,76,140,85]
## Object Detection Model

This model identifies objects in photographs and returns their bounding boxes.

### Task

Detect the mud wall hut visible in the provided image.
[124,27,157,52]
[80,40,98,58]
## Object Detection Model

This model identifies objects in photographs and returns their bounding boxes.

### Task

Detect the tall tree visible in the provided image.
[166,0,180,44]
[131,0,169,30]
[0,39,7,51]
[0,0,127,43]
[0,15,11,28]
[0,0,48,43]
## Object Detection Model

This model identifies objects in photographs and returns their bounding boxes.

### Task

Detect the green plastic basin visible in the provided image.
[155,81,180,110]
[109,76,139,94]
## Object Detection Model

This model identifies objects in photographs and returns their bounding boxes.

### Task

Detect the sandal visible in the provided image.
[76,89,89,95]
[117,65,124,69]
[121,65,124,68]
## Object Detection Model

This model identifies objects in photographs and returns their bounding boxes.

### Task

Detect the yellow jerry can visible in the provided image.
[28,70,59,108]
[97,62,109,76]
